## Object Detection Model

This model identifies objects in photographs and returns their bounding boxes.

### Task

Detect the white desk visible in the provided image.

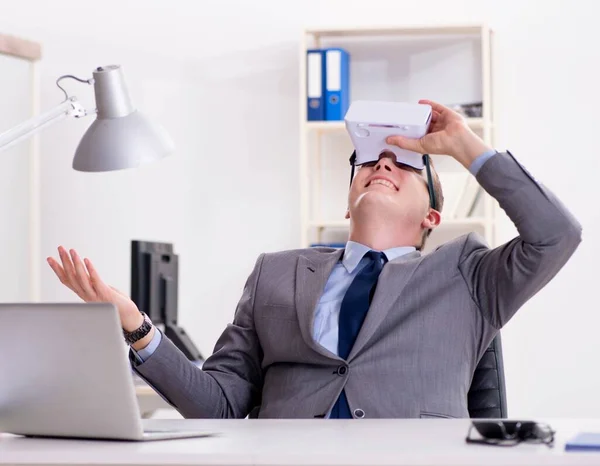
[1,419,600,466]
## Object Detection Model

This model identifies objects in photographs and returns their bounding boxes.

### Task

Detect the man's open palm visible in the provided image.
[47,246,141,331]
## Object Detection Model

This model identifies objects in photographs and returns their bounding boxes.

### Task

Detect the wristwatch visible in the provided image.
[123,312,153,345]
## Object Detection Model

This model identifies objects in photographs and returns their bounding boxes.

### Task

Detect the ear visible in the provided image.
[344,208,350,220]
[421,208,441,230]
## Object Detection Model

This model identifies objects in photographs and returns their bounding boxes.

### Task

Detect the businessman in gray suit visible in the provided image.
[48,100,581,419]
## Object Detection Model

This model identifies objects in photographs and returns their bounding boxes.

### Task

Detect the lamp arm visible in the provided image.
[0,97,91,154]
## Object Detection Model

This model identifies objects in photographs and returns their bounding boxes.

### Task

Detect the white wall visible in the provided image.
[0,54,33,302]
[0,0,598,419]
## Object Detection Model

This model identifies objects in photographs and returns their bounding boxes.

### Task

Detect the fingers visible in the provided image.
[48,247,114,303]
[419,99,448,114]
[429,110,442,130]
[85,258,111,297]
[421,100,465,122]
[47,257,76,293]
[386,135,425,154]
[69,249,95,298]
[57,246,85,296]
[428,112,439,132]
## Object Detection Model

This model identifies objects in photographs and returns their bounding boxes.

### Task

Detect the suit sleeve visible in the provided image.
[458,151,582,329]
[132,254,265,418]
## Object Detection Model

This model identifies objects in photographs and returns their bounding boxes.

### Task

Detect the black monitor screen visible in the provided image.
[131,240,178,326]
[130,240,202,361]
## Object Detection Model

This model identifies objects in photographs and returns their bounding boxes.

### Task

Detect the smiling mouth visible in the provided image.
[365,178,399,191]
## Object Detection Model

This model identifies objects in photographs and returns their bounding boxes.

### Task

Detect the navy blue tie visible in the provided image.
[330,250,387,418]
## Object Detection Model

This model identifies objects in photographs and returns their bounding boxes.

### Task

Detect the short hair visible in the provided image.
[419,160,444,251]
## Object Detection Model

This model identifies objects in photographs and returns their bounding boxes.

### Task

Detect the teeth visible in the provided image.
[369,179,396,190]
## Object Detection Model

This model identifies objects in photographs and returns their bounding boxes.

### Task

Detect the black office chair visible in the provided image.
[467,333,508,418]
[248,333,508,419]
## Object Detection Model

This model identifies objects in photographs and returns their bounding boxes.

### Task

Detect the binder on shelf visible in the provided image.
[324,48,350,121]
[306,49,326,121]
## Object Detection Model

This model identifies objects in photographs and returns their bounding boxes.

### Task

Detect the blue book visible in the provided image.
[565,432,600,451]
[324,48,350,121]
[306,49,326,121]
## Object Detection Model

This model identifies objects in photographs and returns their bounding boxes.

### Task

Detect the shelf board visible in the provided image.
[305,118,486,133]
[310,217,488,230]
[305,24,486,38]
[0,33,42,61]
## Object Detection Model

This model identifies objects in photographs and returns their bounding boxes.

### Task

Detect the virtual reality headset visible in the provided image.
[344,100,432,169]
[344,100,438,211]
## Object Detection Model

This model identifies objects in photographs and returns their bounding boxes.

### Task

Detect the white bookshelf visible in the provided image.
[299,24,495,252]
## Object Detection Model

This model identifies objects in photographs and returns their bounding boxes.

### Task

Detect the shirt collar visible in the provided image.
[342,240,417,273]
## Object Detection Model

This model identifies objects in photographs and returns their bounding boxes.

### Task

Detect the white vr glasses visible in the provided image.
[344,100,438,211]
[344,100,432,169]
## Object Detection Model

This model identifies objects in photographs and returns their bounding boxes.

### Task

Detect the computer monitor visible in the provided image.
[130,240,203,362]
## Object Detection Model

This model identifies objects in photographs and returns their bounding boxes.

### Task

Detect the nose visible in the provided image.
[375,152,394,172]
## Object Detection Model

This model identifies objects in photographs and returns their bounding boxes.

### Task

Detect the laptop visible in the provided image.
[0,303,214,441]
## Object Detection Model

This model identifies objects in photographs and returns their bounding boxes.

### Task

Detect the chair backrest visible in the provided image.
[467,333,508,418]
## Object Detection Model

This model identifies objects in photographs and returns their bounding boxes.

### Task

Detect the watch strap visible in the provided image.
[123,312,153,345]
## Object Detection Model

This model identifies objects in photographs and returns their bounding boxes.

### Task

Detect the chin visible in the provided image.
[351,193,403,218]
[356,190,396,205]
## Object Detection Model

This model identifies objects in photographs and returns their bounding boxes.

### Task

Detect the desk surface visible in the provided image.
[1,419,600,466]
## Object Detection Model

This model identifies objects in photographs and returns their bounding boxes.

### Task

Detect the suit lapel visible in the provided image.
[348,251,422,361]
[295,249,344,360]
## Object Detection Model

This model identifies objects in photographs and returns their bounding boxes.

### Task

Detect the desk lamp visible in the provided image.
[0,64,174,170]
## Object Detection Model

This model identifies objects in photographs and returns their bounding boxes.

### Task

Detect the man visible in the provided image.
[48,100,581,419]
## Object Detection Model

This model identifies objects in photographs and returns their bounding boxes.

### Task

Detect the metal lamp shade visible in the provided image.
[72,111,174,172]
[72,65,174,172]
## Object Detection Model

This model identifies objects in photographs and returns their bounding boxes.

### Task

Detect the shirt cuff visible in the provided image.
[469,149,498,176]
[133,328,162,363]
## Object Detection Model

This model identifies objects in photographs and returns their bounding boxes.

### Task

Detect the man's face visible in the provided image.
[346,153,432,225]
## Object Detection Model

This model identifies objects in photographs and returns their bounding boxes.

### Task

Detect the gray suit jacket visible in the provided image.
[133,152,581,419]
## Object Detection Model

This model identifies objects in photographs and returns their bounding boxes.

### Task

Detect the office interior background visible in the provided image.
[0,0,597,419]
